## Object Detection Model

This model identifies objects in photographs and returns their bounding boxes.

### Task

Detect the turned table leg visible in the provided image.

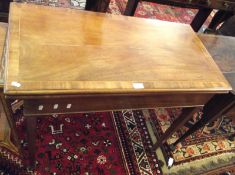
[26,116,37,169]
[152,107,199,150]
[171,93,235,149]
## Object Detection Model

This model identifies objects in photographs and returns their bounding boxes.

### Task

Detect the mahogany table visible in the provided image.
[4,3,231,168]
[171,34,235,149]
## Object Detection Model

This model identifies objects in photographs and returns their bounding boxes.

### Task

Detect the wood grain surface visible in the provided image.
[5,3,231,95]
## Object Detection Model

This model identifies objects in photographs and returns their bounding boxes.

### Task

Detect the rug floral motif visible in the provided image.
[9,105,235,174]
[148,108,235,165]
[15,109,162,175]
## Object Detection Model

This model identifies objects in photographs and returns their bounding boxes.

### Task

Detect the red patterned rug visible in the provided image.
[109,0,197,24]
[15,109,162,175]
[3,106,235,175]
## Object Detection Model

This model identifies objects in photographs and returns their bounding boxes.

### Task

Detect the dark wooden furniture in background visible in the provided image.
[216,15,235,36]
[0,0,110,22]
[206,10,234,33]
[4,3,231,168]
[86,0,110,12]
[171,34,235,149]
[124,0,235,32]
[0,0,12,22]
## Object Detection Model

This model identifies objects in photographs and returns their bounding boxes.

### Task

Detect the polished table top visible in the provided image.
[5,3,231,95]
[198,34,235,94]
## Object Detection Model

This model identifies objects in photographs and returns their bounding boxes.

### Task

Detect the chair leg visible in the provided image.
[85,0,111,13]
[205,10,234,33]
[124,0,139,16]
[208,10,227,30]
[191,8,212,32]
[216,15,235,36]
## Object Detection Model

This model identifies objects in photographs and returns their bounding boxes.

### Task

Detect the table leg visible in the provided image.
[170,94,235,149]
[152,107,199,150]
[124,0,139,16]
[85,0,110,13]
[191,8,212,32]
[1,96,21,152]
[26,116,37,169]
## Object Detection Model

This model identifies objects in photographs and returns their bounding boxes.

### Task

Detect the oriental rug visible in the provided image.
[110,0,197,24]
[2,106,235,175]
[148,108,235,165]
[15,109,162,175]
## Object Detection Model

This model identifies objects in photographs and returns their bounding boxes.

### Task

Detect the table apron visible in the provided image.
[20,93,214,116]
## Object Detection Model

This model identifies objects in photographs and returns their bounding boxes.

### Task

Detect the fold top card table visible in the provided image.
[4,2,231,167]
[5,3,231,103]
